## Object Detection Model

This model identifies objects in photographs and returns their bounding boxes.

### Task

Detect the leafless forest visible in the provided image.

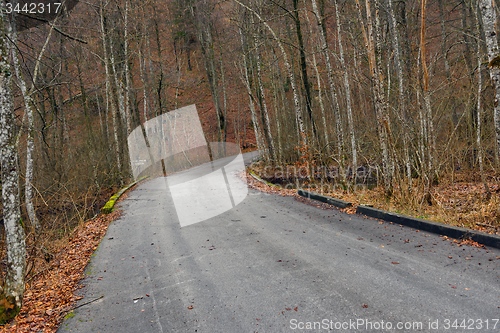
[0,0,500,322]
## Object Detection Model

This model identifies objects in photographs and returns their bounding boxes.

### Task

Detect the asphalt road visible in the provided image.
[60,163,500,332]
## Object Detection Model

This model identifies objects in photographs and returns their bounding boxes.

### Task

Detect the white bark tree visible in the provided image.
[388,0,412,187]
[480,0,500,160]
[252,17,276,161]
[238,26,266,155]
[100,2,122,175]
[476,1,491,199]
[311,0,344,160]
[10,22,54,231]
[334,0,358,180]
[303,5,328,151]
[234,0,306,149]
[0,6,26,320]
[356,0,393,195]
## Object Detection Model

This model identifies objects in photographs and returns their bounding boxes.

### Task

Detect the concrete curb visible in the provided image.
[356,205,500,249]
[101,176,148,214]
[297,190,352,209]
[297,190,500,249]
[248,170,279,187]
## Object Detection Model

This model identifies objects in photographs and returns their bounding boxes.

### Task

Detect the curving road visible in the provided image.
[60,161,499,332]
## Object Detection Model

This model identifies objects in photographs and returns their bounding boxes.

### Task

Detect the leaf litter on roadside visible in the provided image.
[1,211,121,333]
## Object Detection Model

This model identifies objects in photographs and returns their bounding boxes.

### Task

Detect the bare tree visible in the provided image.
[475,0,491,200]
[356,0,393,195]
[100,1,122,176]
[480,0,500,161]
[0,8,26,321]
[334,0,358,180]
[311,0,344,161]
[388,0,412,188]
[234,0,306,149]
[251,14,276,161]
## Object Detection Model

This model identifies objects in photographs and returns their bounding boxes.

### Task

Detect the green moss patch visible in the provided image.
[101,176,148,214]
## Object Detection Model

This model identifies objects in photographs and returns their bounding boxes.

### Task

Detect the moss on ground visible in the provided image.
[0,296,20,325]
[101,177,147,214]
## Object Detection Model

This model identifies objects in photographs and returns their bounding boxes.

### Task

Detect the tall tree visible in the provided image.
[234,0,306,149]
[100,1,122,177]
[480,0,500,161]
[191,0,226,142]
[356,0,393,195]
[0,6,26,321]
[475,0,491,200]
[419,0,436,201]
[292,0,317,140]
[388,0,412,187]
[311,0,344,161]
[334,0,358,180]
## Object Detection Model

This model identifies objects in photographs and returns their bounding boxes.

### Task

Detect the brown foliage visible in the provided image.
[0,211,120,332]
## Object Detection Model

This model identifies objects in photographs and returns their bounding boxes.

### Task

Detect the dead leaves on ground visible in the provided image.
[1,211,120,333]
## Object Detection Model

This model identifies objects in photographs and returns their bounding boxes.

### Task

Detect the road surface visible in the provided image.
[60,161,499,332]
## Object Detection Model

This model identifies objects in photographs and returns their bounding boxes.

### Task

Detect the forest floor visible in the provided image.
[0,208,122,332]
[0,168,498,332]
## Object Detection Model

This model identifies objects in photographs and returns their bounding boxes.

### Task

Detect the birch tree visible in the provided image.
[388,0,412,187]
[356,0,393,195]
[234,0,306,149]
[0,6,26,321]
[253,31,276,160]
[239,26,266,155]
[191,0,226,142]
[419,0,436,199]
[100,2,122,175]
[480,0,500,161]
[311,0,344,160]
[475,1,491,200]
[334,0,357,179]
[292,0,317,140]
[10,21,55,231]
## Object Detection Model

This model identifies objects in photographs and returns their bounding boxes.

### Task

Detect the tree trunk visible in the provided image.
[11,26,54,230]
[438,0,451,80]
[191,2,225,142]
[480,0,500,162]
[234,0,306,149]
[311,0,344,161]
[334,0,357,179]
[252,20,276,161]
[293,0,317,140]
[304,4,328,153]
[420,0,436,195]
[357,0,393,195]
[100,3,122,175]
[239,27,265,154]
[388,0,412,188]
[123,0,132,134]
[475,2,491,200]
[0,10,26,321]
